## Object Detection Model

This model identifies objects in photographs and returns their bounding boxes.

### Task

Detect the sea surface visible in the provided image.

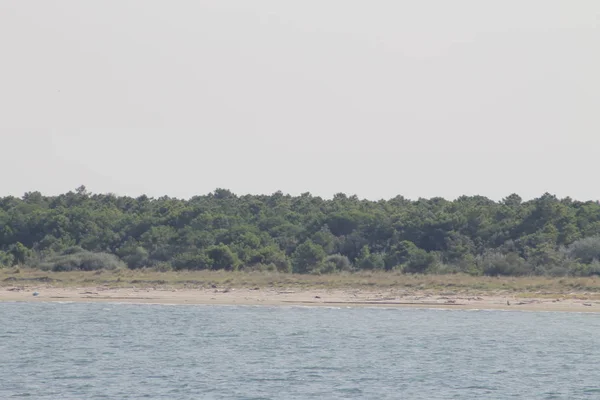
[1,302,599,399]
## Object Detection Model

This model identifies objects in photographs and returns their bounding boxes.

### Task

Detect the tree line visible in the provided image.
[1,186,600,276]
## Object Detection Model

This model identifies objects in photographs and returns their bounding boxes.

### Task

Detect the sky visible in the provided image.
[1,1,598,201]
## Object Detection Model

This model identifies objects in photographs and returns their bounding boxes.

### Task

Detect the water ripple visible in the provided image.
[0,303,599,399]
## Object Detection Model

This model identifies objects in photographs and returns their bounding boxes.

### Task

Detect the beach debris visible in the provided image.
[314,296,321,299]
[507,300,511,306]
[211,284,217,289]
[445,300,456,304]
[32,291,39,296]
[466,296,484,301]
[583,303,592,307]
[515,300,540,305]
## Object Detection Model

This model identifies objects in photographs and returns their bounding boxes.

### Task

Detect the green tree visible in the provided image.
[322,254,352,272]
[9,242,32,265]
[1,187,600,276]
[0,251,15,267]
[206,244,239,271]
[566,236,600,264]
[356,245,384,270]
[117,239,150,269]
[292,240,326,274]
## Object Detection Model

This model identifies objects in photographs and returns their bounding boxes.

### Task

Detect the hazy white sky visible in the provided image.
[1,1,598,201]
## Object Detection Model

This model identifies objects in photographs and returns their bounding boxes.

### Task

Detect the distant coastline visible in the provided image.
[1,269,599,312]
[2,189,600,279]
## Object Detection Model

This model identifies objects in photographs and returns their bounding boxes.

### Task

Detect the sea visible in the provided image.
[1,302,599,399]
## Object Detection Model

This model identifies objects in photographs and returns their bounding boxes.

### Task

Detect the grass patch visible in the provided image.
[1,268,600,295]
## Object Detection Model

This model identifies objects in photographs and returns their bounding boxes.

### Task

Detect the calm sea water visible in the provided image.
[1,302,599,399]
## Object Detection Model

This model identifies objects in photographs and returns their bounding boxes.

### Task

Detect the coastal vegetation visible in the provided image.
[2,269,600,298]
[1,186,600,277]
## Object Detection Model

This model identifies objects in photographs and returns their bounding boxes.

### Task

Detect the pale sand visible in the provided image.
[1,286,599,312]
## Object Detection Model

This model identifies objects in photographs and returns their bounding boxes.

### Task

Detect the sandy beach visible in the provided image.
[1,285,599,312]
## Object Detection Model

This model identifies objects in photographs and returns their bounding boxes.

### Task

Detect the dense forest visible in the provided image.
[1,186,600,276]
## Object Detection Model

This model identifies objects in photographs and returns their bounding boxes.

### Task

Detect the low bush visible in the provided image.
[38,250,126,272]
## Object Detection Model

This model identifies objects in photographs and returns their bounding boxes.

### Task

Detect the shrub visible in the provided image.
[117,242,150,269]
[433,263,462,275]
[477,252,532,276]
[403,249,438,274]
[272,258,291,273]
[8,242,32,265]
[546,265,569,277]
[172,252,212,270]
[151,262,173,272]
[385,241,437,273]
[589,260,600,276]
[566,259,600,277]
[0,251,15,268]
[246,263,278,272]
[323,254,353,272]
[311,255,353,274]
[292,240,326,274]
[39,250,126,272]
[206,244,240,271]
[356,246,385,270]
[249,246,291,272]
[565,237,600,264]
[62,246,86,255]
[315,261,338,274]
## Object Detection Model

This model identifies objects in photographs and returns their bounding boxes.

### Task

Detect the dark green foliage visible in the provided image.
[0,251,14,267]
[356,246,385,270]
[292,240,326,274]
[323,254,352,272]
[250,245,291,272]
[315,254,353,274]
[564,237,600,264]
[403,249,438,274]
[172,251,212,270]
[1,188,600,275]
[9,242,32,265]
[206,244,239,271]
[384,240,437,273]
[477,252,530,276]
[116,240,150,269]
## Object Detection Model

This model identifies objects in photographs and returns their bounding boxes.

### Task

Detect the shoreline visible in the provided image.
[2,286,599,313]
